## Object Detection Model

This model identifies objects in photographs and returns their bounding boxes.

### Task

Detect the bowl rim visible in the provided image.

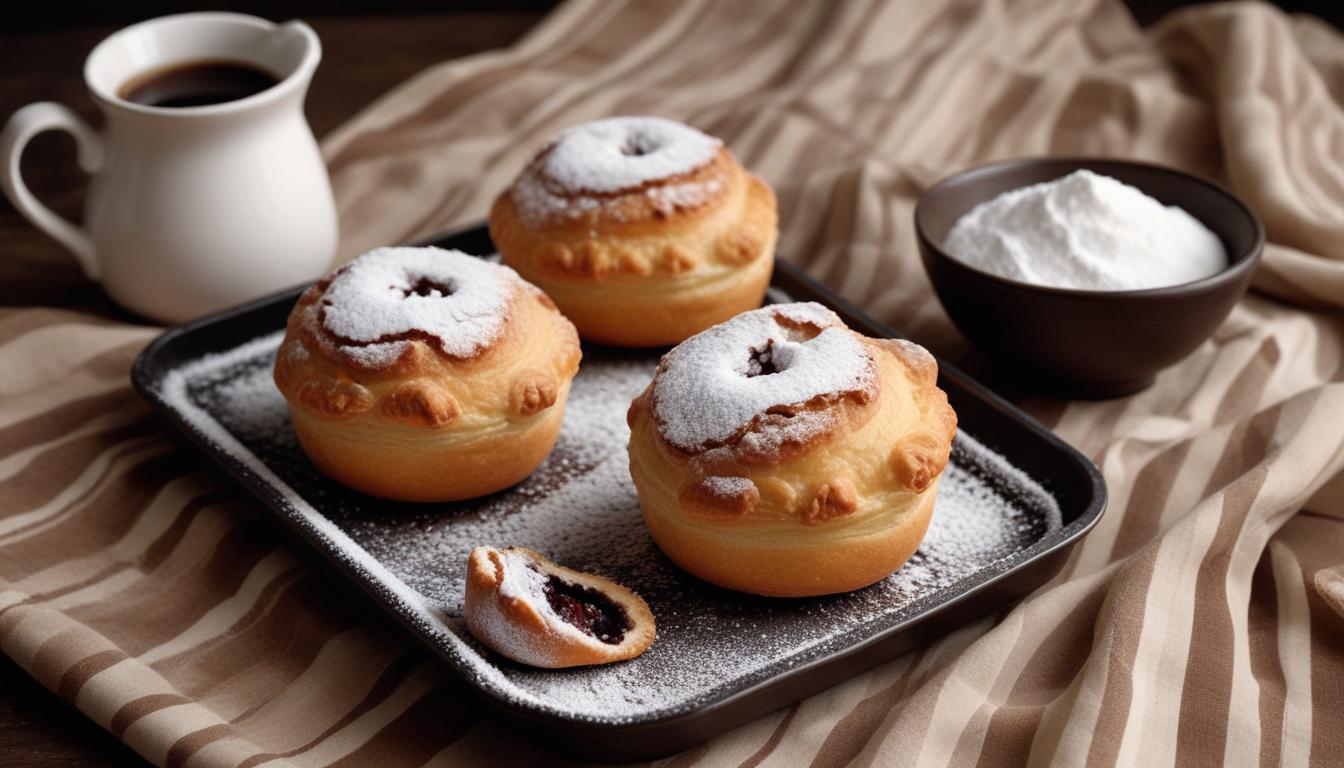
[913,156,1266,301]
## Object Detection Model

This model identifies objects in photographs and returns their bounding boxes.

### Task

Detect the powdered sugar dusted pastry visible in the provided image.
[489,116,777,347]
[464,546,656,668]
[273,246,581,501]
[627,303,957,597]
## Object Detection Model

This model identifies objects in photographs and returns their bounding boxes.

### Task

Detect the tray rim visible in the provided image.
[130,223,1107,753]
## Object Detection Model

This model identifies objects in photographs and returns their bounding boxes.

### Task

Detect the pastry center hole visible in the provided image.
[746,340,782,378]
[402,276,455,299]
[538,569,630,645]
[619,135,657,157]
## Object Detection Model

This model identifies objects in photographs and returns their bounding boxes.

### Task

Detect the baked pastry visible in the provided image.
[273,246,581,501]
[489,116,778,347]
[626,303,957,597]
[464,546,656,668]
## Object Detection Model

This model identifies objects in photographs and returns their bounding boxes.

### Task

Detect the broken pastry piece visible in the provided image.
[273,246,581,501]
[626,303,957,597]
[464,547,655,668]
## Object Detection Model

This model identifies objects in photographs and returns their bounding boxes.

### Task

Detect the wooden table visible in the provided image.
[0,12,545,765]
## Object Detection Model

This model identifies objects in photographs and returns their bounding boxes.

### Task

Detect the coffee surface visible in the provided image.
[119,60,279,108]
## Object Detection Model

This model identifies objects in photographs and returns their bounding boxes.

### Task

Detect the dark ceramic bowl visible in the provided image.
[915,157,1264,398]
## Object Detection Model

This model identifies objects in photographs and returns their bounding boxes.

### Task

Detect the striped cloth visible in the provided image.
[4,0,1344,765]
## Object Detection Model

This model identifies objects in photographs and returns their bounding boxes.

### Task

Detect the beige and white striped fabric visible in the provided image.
[4,0,1344,765]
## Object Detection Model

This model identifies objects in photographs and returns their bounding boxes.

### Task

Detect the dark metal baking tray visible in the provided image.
[131,224,1105,763]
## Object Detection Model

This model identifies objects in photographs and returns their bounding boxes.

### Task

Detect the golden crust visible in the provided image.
[510,374,558,417]
[876,339,958,493]
[378,381,460,427]
[627,325,957,597]
[273,255,581,502]
[295,378,373,418]
[803,479,859,525]
[464,547,656,669]
[490,143,779,347]
[679,477,760,520]
[286,404,568,502]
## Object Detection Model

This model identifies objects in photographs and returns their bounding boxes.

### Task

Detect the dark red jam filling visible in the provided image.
[538,570,630,645]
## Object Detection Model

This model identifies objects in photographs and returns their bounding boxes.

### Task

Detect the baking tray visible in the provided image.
[131,224,1106,763]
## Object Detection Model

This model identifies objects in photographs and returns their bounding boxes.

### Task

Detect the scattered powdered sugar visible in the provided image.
[279,336,309,363]
[320,247,516,363]
[507,174,601,227]
[509,173,724,228]
[153,324,1067,724]
[644,178,723,213]
[494,548,546,601]
[701,476,756,496]
[542,116,721,193]
[160,336,549,706]
[923,431,1063,561]
[652,303,874,452]
[944,169,1228,291]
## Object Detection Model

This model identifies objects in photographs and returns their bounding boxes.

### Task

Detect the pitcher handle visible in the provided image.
[0,102,105,280]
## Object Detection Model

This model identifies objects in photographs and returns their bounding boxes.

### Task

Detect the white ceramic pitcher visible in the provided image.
[0,13,338,323]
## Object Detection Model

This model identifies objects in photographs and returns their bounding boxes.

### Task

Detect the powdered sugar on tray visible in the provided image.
[319,247,515,363]
[652,303,875,452]
[544,117,721,193]
[156,327,1064,724]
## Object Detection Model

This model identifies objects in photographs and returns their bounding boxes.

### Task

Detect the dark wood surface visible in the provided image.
[0,12,545,766]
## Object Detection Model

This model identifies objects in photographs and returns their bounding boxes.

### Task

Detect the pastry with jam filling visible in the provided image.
[464,546,655,668]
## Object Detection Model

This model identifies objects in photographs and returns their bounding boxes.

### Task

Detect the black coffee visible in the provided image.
[119,60,280,108]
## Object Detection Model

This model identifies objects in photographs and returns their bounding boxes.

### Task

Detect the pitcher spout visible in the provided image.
[268,20,321,92]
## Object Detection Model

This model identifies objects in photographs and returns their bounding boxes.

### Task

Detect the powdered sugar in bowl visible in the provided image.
[915,158,1263,398]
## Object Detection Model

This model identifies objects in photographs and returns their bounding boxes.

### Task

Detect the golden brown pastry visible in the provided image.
[464,546,656,668]
[489,116,777,347]
[273,246,581,501]
[626,303,957,597]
